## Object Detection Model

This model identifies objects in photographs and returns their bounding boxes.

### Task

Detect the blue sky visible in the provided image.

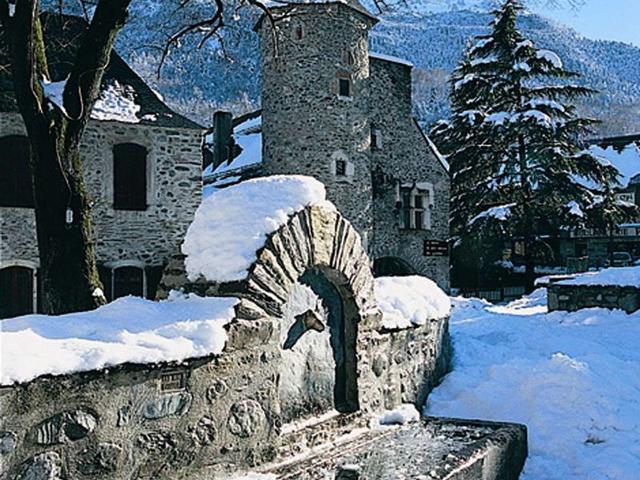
[530,0,640,47]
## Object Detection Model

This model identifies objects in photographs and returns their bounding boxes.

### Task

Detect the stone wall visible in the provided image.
[0,205,451,479]
[368,59,451,290]
[0,113,202,273]
[547,283,640,313]
[258,4,376,243]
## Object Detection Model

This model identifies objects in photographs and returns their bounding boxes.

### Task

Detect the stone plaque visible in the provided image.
[159,371,187,392]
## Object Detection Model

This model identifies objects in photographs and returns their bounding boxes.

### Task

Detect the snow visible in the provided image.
[514,61,531,72]
[426,289,640,479]
[566,200,584,217]
[378,404,421,426]
[206,115,262,177]
[453,74,477,91]
[589,143,640,188]
[555,266,640,287]
[425,135,450,172]
[90,80,141,123]
[8,3,14,16]
[513,110,553,127]
[183,175,332,283]
[536,49,563,69]
[0,293,238,385]
[470,56,497,67]
[369,52,413,67]
[41,76,69,115]
[484,111,511,125]
[527,99,565,112]
[469,203,515,225]
[375,276,451,330]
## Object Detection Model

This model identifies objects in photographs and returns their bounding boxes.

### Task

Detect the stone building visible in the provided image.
[206,0,451,290]
[0,14,203,318]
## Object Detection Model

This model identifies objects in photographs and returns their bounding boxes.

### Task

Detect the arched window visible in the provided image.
[113,266,144,299]
[113,143,147,211]
[0,135,34,208]
[0,266,35,319]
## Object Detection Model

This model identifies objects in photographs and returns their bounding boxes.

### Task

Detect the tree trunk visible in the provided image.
[31,129,105,313]
[1,0,131,314]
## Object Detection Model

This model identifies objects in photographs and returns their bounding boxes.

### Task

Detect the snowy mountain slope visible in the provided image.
[110,2,640,135]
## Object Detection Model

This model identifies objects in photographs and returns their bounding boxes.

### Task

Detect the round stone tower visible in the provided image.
[256,1,378,243]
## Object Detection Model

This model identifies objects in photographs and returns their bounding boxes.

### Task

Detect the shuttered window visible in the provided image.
[113,143,147,210]
[0,266,35,319]
[0,136,34,208]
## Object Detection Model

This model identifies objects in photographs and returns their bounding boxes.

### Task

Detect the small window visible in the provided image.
[113,143,147,211]
[371,128,382,150]
[0,136,34,208]
[0,266,35,319]
[113,266,144,299]
[342,49,355,67]
[400,184,433,230]
[335,159,347,176]
[338,77,352,98]
[294,25,304,41]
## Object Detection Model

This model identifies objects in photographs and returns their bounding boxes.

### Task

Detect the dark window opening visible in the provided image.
[113,143,147,211]
[0,266,34,319]
[371,128,382,150]
[343,50,355,67]
[113,266,144,299]
[0,136,34,208]
[294,25,304,41]
[338,77,351,97]
[335,159,347,176]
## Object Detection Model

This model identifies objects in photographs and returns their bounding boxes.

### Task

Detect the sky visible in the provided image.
[530,0,640,47]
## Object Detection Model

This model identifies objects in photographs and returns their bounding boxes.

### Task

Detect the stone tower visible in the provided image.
[256,1,378,243]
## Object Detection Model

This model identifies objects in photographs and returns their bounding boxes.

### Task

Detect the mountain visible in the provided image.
[112,3,640,136]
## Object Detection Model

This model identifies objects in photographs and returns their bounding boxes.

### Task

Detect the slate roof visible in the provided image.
[0,13,202,130]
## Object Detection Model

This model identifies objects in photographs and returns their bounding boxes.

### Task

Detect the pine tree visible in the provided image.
[432,0,625,292]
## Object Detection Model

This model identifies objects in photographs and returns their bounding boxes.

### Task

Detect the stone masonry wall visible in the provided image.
[547,283,640,313]
[0,206,451,480]
[258,4,377,244]
[0,113,202,270]
[368,59,451,290]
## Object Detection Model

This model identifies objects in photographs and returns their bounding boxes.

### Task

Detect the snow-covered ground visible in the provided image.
[426,289,640,479]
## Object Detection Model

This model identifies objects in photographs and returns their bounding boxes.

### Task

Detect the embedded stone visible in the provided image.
[0,430,17,454]
[136,431,176,455]
[76,442,123,475]
[29,409,97,445]
[16,451,63,480]
[206,380,229,403]
[227,400,267,438]
[191,417,217,445]
[117,405,130,427]
[142,392,192,420]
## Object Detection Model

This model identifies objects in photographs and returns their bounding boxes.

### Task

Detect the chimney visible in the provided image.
[213,111,233,169]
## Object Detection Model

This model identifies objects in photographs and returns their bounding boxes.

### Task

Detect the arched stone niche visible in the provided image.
[159,205,383,417]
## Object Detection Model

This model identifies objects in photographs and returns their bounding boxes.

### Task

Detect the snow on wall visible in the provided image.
[375,276,451,330]
[556,266,640,287]
[0,293,238,385]
[182,175,333,283]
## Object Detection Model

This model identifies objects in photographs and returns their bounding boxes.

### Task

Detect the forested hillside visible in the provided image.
[109,1,640,135]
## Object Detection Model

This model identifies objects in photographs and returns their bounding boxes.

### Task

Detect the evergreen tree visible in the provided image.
[432,0,624,291]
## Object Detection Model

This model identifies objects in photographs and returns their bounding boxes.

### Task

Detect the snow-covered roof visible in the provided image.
[369,52,414,68]
[555,266,640,288]
[0,293,238,385]
[204,113,263,179]
[183,175,334,283]
[375,276,450,330]
[588,137,640,188]
[0,13,202,130]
